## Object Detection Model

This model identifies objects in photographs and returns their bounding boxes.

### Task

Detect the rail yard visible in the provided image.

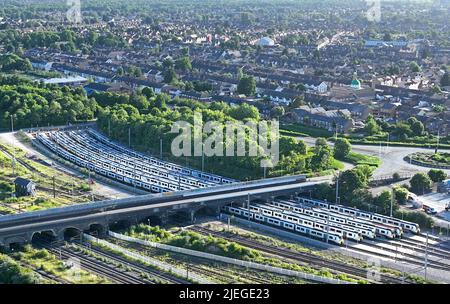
[0,128,448,285]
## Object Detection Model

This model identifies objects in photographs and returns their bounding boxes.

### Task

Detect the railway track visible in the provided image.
[78,241,190,284]
[34,239,148,284]
[108,236,278,284]
[16,259,70,284]
[378,238,450,260]
[188,226,407,284]
[360,239,450,271]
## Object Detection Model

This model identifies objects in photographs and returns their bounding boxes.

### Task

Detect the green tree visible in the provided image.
[333,138,351,160]
[393,186,409,204]
[363,115,381,135]
[237,75,256,96]
[141,87,155,99]
[428,169,447,183]
[175,56,192,71]
[440,72,450,87]
[410,173,432,195]
[374,190,395,215]
[410,61,421,73]
[271,106,285,118]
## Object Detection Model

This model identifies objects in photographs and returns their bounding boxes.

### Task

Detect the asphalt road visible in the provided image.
[299,136,450,179]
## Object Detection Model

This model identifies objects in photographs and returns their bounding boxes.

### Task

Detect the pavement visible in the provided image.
[417,192,450,227]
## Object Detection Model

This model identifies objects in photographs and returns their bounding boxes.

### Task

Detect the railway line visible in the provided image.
[34,237,149,284]
[188,226,407,284]
[107,235,286,284]
[78,241,191,284]
[34,129,234,193]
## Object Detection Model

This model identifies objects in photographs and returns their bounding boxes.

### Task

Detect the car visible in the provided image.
[445,203,449,212]
[423,205,437,215]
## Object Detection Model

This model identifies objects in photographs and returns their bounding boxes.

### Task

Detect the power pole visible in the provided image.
[108,119,111,137]
[128,127,131,148]
[201,144,205,172]
[247,193,251,222]
[52,176,56,199]
[335,172,340,204]
[160,138,163,160]
[390,187,394,217]
[424,232,429,280]
[11,114,16,176]
[435,129,440,154]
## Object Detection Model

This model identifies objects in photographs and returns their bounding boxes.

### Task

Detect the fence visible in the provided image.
[82,233,214,284]
[108,231,354,284]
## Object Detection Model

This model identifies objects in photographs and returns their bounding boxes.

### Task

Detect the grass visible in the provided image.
[0,140,93,212]
[344,152,381,167]
[123,224,365,283]
[9,245,109,284]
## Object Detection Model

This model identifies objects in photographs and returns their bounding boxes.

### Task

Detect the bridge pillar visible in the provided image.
[160,212,169,225]
[190,210,196,224]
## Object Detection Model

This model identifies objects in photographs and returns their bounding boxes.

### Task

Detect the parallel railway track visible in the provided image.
[188,226,409,284]
[35,239,148,284]
[78,241,191,284]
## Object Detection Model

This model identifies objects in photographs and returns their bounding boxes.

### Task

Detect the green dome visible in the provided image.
[351,78,361,89]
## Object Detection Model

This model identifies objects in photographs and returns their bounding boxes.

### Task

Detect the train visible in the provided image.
[35,129,235,193]
[270,200,399,239]
[249,204,363,241]
[222,205,344,245]
[297,197,420,234]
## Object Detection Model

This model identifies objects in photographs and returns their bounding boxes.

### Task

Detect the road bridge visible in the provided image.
[0,175,325,248]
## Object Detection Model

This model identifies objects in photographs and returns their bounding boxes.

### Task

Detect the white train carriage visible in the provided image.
[298,197,417,235]
[270,201,374,239]
[223,206,344,245]
[252,204,362,242]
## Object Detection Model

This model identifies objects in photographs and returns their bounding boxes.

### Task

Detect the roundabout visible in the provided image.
[405,152,450,169]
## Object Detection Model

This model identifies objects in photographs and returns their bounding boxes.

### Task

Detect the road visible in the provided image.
[299,137,450,179]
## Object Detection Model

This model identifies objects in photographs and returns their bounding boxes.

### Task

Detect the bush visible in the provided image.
[393,187,409,204]
[0,254,41,284]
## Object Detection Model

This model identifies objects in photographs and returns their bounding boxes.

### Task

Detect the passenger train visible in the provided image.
[250,204,364,241]
[297,197,420,234]
[222,205,344,245]
[35,129,235,193]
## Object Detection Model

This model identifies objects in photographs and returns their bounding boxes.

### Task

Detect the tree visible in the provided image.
[333,138,351,160]
[116,66,124,76]
[141,87,155,99]
[271,106,285,118]
[374,190,395,215]
[410,172,432,195]
[315,137,328,149]
[410,61,421,73]
[428,169,447,183]
[310,145,332,171]
[410,120,424,136]
[393,186,409,204]
[236,67,244,80]
[440,72,450,87]
[339,169,368,202]
[237,75,256,96]
[363,115,381,135]
[175,56,192,71]
[163,68,177,84]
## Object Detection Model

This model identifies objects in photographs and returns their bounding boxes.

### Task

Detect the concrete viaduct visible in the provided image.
[0,175,324,248]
